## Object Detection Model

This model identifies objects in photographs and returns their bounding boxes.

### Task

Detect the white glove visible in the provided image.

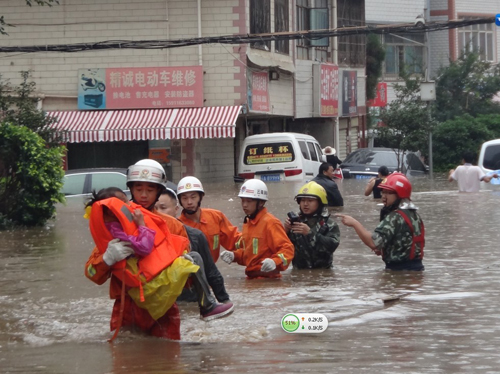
[103,239,134,266]
[220,250,235,264]
[260,258,277,272]
[182,253,194,263]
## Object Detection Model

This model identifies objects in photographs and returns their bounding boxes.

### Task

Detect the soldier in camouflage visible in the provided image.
[337,173,424,271]
[284,181,341,269]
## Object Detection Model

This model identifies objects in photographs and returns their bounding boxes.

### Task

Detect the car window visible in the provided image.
[483,144,500,170]
[307,142,318,161]
[344,150,399,168]
[406,153,425,171]
[243,142,295,165]
[315,143,323,160]
[62,174,87,196]
[91,173,128,193]
[298,141,310,160]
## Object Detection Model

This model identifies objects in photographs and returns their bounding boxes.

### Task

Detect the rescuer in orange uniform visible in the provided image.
[84,160,233,341]
[220,179,294,279]
[177,176,242,264]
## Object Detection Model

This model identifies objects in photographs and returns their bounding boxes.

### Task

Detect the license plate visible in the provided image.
[260,174,281,182]
[355,174,372,179]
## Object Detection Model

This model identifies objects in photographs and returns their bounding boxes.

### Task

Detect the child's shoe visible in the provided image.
[200,302,234,321]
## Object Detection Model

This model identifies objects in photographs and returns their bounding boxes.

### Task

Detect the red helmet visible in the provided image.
[378,172,412,199]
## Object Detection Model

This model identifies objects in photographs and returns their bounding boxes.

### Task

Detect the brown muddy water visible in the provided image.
[1,174,500,373]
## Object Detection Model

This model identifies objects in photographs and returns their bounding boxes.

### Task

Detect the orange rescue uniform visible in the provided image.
[84,208,191,340]
[179,208,241,263]
[232,207,294,278]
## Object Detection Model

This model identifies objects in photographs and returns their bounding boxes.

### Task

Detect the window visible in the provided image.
[61,174,87,196]
[459,21,494,61]
[296,0,329,61]
[243,142,295,165]
[299,141,310,159]
[307,142,319,161]
[91,173,128,192]
[337,0,365,66]
[296,0,311,59]
[384,33,425,75]
[250,0,271,51]
[275,0,289,54]
[483,144,500,170]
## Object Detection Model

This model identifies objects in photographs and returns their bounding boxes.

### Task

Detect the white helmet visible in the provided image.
[177,176,205,196]
[127,159,167,189]
[238,179,268,201]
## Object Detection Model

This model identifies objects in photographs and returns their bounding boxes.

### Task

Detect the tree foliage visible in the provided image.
[0,123,65,228]
[1,1,59,35]
[0,71,63,147]
[366,34,386,101]
[433,51,500,122]
[377,70,435,168]
[432,114,500,170]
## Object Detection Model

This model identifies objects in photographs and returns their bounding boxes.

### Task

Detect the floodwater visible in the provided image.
[1,174,500,374]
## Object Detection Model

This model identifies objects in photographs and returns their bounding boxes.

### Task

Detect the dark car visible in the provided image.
[62,168,177,197]
[339,148,428,179]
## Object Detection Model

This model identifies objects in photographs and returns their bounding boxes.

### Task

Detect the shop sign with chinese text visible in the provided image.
[78,66,203,110]
[249,71,270,113]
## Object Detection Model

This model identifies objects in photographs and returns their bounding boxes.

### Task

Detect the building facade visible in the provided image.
[1,0,366,181]
[429,0,498,78]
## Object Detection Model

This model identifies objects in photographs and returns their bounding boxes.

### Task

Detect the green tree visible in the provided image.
[1,1,59,35]
[432,113,500,170]
[0,123,65,228]
[377,70,434,169]
[0,71,63,147]
[366,34,386,101]
[433,51,500,122]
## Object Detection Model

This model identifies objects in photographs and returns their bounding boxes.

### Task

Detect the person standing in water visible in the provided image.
[337,173,425,271]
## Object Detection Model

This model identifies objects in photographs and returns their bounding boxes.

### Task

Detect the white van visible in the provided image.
[478,138,500,174]
[237,132,325,181]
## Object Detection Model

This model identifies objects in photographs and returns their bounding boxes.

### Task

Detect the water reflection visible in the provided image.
[1,174,500,373]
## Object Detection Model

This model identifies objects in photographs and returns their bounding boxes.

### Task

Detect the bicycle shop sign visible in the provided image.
[77,66,204,110]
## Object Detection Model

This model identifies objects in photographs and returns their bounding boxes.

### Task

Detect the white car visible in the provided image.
[477,139,500,174]
[237,133,325,182]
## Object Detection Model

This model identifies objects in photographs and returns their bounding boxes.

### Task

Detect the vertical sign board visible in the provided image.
[340,70,358,117]
[313,63,339,117]
[78,66,204,110]
[249,71,270,113]
[367,82,388,107]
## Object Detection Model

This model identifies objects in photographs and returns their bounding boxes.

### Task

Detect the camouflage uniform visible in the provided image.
[372,208,424,270]
[289,213,340,269]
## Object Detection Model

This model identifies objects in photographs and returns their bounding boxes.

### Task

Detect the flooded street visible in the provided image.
[1,174,500,373]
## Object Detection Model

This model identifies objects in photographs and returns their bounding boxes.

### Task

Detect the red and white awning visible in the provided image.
[46,106,241,143]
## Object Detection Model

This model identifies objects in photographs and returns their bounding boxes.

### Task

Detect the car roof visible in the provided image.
[65,168,128,175]
[243,132,318,142]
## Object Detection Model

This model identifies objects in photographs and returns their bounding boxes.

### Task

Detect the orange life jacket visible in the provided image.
[89,198,189,292]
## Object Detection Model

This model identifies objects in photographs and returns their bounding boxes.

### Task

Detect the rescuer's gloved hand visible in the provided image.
[260,258,277,272]
[103,239,134,266]
[220,250,235,264]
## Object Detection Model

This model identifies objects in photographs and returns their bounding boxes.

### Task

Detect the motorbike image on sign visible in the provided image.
[80,73,106,92]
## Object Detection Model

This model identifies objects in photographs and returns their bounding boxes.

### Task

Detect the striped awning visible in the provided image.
[46,106,241,143]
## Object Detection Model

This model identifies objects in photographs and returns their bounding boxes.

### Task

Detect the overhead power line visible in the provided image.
[0,17,493,54]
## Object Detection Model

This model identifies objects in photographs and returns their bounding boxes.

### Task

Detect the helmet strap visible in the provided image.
[245,200,265,222]
[179,192,203,215]
[380,198,401,221]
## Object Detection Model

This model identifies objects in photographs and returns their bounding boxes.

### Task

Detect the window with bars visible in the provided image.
[275,0,289,54]
[384,33,425,75]
[296,0,329,61]
[250,0,271,51]
[337,0,365,66]
[458,20,494,62]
